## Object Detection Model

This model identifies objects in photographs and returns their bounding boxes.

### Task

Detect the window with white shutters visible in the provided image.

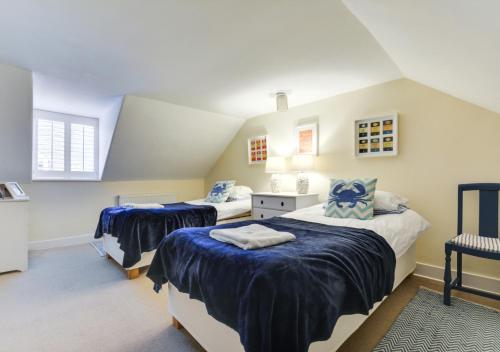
[33,110,99,180]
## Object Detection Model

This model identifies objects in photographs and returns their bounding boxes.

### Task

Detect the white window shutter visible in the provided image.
[71,123,96,172]
[33,110,99,180]
[83,125,95,172]
[36,118,65,171]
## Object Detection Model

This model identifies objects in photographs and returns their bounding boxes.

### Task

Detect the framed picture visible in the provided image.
[355,114,398,158]
[295,123,318,155]
[247,135,269,164]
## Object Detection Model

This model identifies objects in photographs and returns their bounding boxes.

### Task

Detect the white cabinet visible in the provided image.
[0,200,29,273]
[251,192,319,220]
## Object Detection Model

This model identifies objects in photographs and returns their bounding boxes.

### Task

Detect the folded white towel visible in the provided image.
[122,203,164,209]
[209,224,295,250]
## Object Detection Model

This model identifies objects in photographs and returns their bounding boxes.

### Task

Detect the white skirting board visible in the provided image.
[414,262,500,295]
[28,233,94,251]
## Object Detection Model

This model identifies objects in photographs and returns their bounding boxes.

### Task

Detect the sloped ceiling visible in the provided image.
[102,95,243,180]
[32,73,121,119]
[0,0,401,118]
[343,0,500,114]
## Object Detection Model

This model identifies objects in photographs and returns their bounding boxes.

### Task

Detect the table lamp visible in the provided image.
[291,155,315,194]
[265,156,286,193]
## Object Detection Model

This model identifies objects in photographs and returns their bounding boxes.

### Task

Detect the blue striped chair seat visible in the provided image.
[451,233,500,253]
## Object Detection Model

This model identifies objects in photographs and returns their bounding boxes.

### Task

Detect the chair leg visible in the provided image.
[444,247,452,306]
[456,252,462,288]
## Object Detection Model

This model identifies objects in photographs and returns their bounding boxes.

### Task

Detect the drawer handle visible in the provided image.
[280,201,284,207]
[260,200,264,205]
[260,214,264,218]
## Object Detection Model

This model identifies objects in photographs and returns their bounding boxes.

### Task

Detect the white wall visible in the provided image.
[102,95,244,180]
[98,96,123,178]
[0,63,33,182]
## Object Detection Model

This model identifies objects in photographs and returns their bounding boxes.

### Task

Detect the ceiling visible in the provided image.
[32,73,122,118]
[1,1,497,119]
[343,0,500,114]
[0,0,401,118]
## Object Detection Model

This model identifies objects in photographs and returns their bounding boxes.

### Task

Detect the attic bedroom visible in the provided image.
[0,1,499,352]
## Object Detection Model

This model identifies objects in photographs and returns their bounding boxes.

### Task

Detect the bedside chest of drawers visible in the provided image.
[251,192,319,220]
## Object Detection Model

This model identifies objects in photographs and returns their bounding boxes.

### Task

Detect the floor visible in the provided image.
[0,245,204,352]
[0,245,498,352]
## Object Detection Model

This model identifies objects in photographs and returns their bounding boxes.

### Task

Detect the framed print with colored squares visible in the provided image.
[295,123,318,155]
[247,135,269,164]
[355,114,398,158]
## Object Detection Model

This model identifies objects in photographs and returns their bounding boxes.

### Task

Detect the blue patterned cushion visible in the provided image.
[206,180,236,203]
[325,178,377,220]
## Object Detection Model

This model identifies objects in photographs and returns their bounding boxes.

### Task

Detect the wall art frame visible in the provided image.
[295,123,318,155]
[355,113,398,158]
[247,135,269,164]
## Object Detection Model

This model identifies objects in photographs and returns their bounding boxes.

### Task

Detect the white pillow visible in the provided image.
[374,191,408,211]
[227,185,253,201]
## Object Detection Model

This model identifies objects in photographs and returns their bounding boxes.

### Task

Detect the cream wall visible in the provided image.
[23,179,205,242]
[206,78,500,280]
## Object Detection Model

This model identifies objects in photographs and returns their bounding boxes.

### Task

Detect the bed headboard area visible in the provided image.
[116,193,177,206]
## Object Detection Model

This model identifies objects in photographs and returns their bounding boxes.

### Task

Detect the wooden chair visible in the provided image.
[444,183,500,305]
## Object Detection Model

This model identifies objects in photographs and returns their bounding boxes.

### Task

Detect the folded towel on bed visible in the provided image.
[209,224,295,250]
[122,203,164,209]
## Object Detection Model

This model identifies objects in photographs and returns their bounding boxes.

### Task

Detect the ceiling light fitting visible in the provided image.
[276,92,288,112]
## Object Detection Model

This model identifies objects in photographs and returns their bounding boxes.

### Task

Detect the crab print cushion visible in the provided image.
[206,180,236,203]
[325,178,377,220]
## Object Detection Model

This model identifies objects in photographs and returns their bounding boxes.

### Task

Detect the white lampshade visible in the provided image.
[265,156,286,173]
[291,155,315,172]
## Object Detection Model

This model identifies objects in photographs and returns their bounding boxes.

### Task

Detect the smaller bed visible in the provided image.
[96,197,251,279]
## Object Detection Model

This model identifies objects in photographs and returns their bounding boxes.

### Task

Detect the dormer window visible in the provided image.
[32,110,99,180]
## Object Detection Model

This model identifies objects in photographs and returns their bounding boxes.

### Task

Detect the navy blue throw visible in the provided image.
[147,217,395,352]
[94,202,217,268]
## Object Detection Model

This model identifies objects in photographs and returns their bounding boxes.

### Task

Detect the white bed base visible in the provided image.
[167,243,416,352]
[103,214,252,278]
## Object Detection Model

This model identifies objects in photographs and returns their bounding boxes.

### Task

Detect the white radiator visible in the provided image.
[116,193,177,206]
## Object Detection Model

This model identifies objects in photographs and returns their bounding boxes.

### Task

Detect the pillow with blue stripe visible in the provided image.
[325,178,377,220]
[206,180,236,203]
[373,204,408,216]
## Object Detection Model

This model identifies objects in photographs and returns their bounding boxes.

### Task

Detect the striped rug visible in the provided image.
[373,288,500,352]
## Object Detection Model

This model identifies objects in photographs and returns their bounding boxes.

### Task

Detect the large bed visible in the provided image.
[147,203,430,352]
[96,198,252,279]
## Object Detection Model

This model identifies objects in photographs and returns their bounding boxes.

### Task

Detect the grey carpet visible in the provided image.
[373,288,500,352]
[0,245,204,352]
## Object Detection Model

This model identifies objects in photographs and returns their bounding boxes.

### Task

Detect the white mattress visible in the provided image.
[283,203,430,258]
[187,199,251,220]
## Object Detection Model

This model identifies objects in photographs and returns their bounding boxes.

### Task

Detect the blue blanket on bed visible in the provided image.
[147,217,396,352]
[94,202,217,268]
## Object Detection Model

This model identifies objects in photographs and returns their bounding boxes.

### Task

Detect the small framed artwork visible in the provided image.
[355,114,398,157]
[247,135,269,164]
[295,123,318,155]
